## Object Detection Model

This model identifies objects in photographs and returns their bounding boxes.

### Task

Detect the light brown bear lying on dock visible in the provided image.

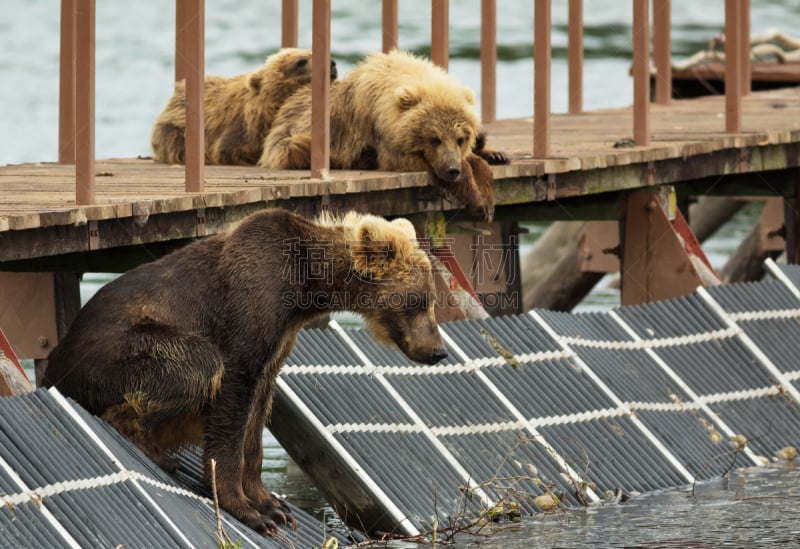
[258,49,510,220]
[151,48,337,165]
[42,208,447,536]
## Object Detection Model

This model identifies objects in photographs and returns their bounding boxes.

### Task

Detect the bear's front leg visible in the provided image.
[241,377,296,530]
[204,373,287,535]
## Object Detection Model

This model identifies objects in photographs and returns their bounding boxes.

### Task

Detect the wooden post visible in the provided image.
[58,0,76,164]
[740,0,751,95]
[382,0,398,52]
[567,0,583,114]
[282,0,299,48]
[621,190,705,305]
[725,0,742,133]
[533,0,551,158]
[175,0,186,81]
[653,0,671,105]
[632,0,650,146]
[480,0,496,123]
[431,0,449,70]
[75,0,95,205]
[311,0,331,180]
[184,0,205,192]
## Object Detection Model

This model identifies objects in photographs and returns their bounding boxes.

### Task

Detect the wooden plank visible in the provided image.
[75,0,95,204]
[311,0,331,180]
[382,0,398,53]
[480,0,496,123]
[567,0,583,114]
[653,0,671,105]
[725,0,742,133]
[184,0,205,192]
[632,0,650,146]
[431,0,449,70]
[58,0,76,164]
[533,0,551,157]
[282,0,299,48]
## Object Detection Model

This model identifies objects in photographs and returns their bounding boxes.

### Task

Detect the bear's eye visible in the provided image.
[294,58,309,69]
[429,137,442,147]
[456,137,466,147]
[406,293,428,311]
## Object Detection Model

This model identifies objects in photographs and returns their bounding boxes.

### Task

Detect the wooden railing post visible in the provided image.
[533,0,551,158]
[58,0,76,164]
[382,0,398,52]
[740,0,751,95]
[75,0,95,205]
[653,0,671,105]
[311,0,331,180]
[567,0,583,114]
[175,0,186,82]
[431,0,449,70]
[282,0,299,48]
[480,0,496,123]
[632,0,650,146]
[183,0,205,192]
[725,0,742,133]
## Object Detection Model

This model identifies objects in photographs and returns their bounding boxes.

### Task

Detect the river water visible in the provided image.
[4,1,800,546]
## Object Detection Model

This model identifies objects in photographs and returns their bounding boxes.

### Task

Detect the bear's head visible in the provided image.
[344,214,448,365]
[247,48,338,97]
[394,84,480,183]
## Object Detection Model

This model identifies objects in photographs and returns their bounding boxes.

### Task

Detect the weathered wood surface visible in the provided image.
[1,87,799,265]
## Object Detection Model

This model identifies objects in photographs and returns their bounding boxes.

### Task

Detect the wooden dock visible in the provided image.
[2,86,799,270]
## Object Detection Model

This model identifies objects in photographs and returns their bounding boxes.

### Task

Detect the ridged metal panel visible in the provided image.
[706,279,800,312]
[653,339,776,394]
[736,317,800,374]
[541,416,687,495]
[440,431,584,509]
[635,410,735,480]
[482,357,617,418]
[709,395,800,458]
[615,293,729,338]
[569,346,691,403]
[281,372,412,425]
[537,309,634,340]
[334,431,482,531]
[285,327,364,366]
[0,503,66,548]
[0,389,352,548]
[774,263,800,292]
[0,393,118,486]
[387,371,515,427]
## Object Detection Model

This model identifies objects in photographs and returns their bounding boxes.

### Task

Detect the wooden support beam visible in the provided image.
[567,0,583,114]
[58,0,76,164]
[632,0,650,146]
[183,0,205,192]
[533,0,551,158]
[653,0,671,105]
[282,0,299,48]
[725,0,742,133]
[480,0,496,123]
[431,0,449,70]
[75,0,95,204]
[785,169,800,264]
[0,328,33,396]
[311,0,331,180]
[621,190,705,305]
[382,0,398,52]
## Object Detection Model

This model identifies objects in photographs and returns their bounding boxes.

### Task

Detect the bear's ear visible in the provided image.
[351,219,398,278]
[463,87,476,106]
[390,218,418,243]
[395,85,421,110]
[247,74,262,93]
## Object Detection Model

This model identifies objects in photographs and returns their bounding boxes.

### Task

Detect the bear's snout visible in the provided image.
[436,163,462,182]
[330,60,338,80]
[429,346,448,364]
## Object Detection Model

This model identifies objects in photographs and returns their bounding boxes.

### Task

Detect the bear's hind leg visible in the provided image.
[101,323,224,471]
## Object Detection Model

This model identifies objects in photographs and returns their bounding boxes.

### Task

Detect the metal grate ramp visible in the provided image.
[0,388,355,548]
[270,258,800,537]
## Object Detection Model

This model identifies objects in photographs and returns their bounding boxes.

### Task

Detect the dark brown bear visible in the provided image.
[42,208,447,536]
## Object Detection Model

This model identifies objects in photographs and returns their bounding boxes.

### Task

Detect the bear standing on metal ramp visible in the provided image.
[42,208,447,536]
